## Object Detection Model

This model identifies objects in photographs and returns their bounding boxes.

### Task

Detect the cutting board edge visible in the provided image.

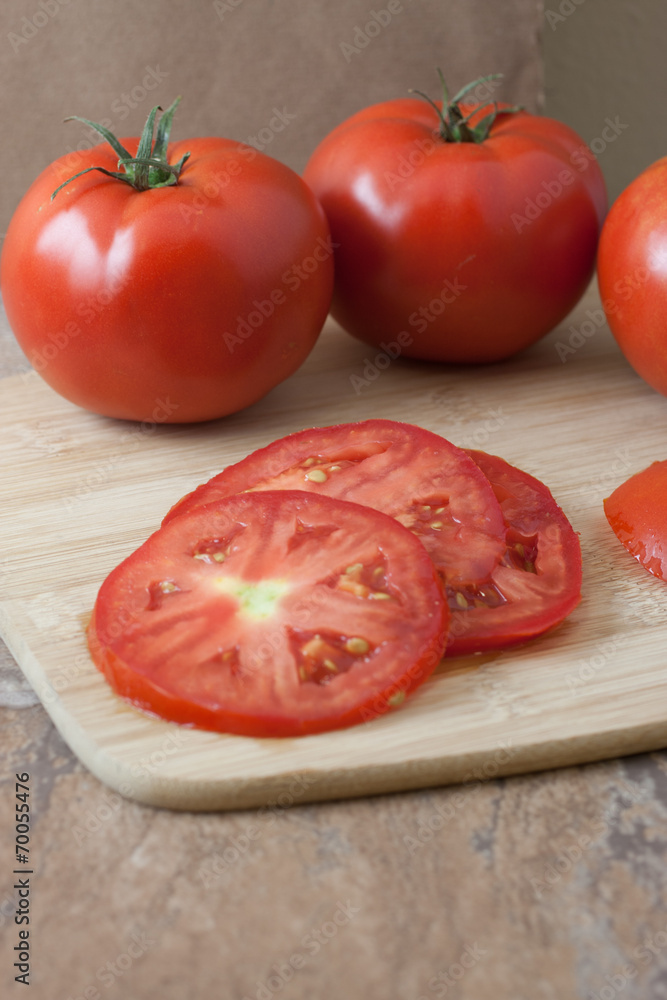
[55,713,667,813]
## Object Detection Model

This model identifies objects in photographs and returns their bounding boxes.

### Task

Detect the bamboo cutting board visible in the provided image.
[2,287,667,812]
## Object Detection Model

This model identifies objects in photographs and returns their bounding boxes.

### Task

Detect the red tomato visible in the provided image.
[1,102,333,422]
[604,461,667,580]
[162,419,507,588]
[303,86,606,362]
[88,491,449,737]
[446,450,582,654]
[597,159,667,396]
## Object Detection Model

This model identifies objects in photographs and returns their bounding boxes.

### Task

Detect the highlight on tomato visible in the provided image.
[597,157,667,398]
[0,99,334,423]
[303,71,607,363]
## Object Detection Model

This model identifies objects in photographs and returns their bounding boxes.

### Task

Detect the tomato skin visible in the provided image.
[1,137,333,422]
[597,158,667,397]
[447,450,582,655]
[88,490,449,737]
[604,461,667,580]
[303,99,607,363]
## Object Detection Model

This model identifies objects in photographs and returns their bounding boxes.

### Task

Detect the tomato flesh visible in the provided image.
[163,419,507,588]
[446,451,582,654]
[89,491,449,737]
[604,461,667,580]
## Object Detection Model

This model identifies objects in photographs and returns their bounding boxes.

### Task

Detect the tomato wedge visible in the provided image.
[89,491,449,737]
[445,451,582,655]
[163,420,506,588]
[604,461,667,581]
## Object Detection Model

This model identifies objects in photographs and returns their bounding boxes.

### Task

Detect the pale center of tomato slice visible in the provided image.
[213,576,290,619]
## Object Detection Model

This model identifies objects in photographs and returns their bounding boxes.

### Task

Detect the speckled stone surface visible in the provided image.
[1,307,667,1000]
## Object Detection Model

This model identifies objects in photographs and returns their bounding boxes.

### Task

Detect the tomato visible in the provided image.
[604,461,667,581]
[162,419,507,588]
[88,490,448,737]
[303,77,607,363]
[597,158,667,397]
[0,100,333,423]
[446,450,582,655]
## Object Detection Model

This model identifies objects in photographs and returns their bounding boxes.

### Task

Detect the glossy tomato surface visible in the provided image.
[604,461,667,580]
[1,137,333,422]
[163,419,507,588]
[446,450,582,655]
[89,491,449,737]
[597,158,667,397]
[303,98,606,362]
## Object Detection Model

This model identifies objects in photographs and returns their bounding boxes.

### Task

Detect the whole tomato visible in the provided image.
[303,74,607,363]
[597,158,667,396]
[1,100,333,423]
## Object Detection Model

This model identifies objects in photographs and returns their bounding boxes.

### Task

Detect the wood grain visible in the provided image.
[1,286,667,811]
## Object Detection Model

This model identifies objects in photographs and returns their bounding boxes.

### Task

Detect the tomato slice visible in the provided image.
[604,461,667,581]
[445,451,582,655]
[163,420,506,588]
[89,490,449,737]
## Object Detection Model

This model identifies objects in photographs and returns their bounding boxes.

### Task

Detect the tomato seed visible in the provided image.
[305,469,328,483]
[345,637,370,655]
[339,578,369,598]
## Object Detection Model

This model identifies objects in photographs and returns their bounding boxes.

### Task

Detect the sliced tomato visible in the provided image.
[445,451,582,655]
[163,420,506,588]
[604,461,667,581]
[89,490,449,737]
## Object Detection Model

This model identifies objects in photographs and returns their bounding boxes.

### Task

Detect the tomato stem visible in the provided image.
[410,71,523,143]
[51,97,190,200]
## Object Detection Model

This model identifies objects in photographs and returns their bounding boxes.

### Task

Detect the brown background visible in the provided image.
[543,0,667,201]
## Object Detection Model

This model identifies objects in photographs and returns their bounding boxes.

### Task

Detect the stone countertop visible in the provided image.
[1,308,667,1000]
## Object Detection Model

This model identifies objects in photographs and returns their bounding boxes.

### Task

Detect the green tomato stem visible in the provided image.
[51,97,190,200]
[410,71,523,144]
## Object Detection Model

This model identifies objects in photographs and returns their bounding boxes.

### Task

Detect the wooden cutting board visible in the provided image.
[2,286,667,812]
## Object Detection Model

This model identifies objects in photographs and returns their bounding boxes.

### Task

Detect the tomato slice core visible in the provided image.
[604,461,667,581]
[89,490,449,737]
[445,451,582,655]
[163,420,507,589]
